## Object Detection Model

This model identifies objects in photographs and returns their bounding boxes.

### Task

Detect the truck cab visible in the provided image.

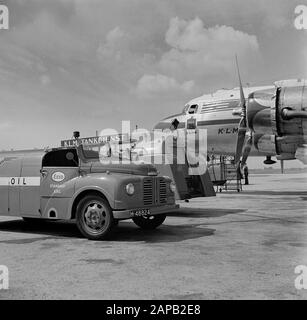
[0,145,178,240]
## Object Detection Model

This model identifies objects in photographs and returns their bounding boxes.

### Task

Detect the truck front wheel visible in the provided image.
[76,195,114,240]
[132,214,166,230]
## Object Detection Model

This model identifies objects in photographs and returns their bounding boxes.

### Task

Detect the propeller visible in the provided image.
[241,133,253,166]
[234,56,252,167]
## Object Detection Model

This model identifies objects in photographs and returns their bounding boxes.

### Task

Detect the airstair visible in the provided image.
[208,155,242,192]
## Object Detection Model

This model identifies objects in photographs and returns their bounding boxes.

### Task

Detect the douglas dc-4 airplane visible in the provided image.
[154,60,307,167]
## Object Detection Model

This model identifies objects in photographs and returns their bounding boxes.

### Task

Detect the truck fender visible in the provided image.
[68,186,114,219]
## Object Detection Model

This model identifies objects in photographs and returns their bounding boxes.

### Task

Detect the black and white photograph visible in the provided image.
[0,0,307,306]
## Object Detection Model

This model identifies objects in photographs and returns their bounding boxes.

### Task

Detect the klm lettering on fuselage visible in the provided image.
[218,127,239,135]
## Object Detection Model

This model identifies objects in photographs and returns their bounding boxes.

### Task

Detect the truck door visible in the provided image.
[40,149,79,199]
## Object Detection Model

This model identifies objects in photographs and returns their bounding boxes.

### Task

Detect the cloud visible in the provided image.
[135,73,194,98]
[134,16,261,98]
[159,17,260,80]
[165,17,259,52]
[0,0,304,149]
[97,26,126,61]
[40,74,51,86]
[96,26,158,90]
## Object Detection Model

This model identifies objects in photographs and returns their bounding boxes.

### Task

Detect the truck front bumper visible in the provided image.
[113,204,179,220]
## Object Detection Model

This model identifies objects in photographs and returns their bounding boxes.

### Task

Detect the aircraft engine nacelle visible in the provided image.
[273,80,307,137]
[247,79,307,158]
[254,134,276,154]
[247,88,275,135]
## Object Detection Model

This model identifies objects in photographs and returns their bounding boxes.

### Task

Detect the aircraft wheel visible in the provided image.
[132,214,166,230]
[76,195,114,240]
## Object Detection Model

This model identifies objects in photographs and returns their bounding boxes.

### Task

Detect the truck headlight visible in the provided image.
[170,182,176,193]
[126,183,135,195]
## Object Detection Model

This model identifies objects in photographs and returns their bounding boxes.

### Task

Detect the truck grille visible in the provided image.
[143,178,154,205]
[143,178,167,206]
[159,179,167,204]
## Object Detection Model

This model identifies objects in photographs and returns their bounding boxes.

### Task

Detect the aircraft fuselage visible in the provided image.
[154,85,275,157]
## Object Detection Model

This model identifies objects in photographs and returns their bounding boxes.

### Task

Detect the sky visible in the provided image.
[0,0,306,169]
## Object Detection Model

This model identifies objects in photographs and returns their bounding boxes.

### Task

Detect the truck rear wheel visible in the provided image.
[132,214,166,230]
[76,195,114,240]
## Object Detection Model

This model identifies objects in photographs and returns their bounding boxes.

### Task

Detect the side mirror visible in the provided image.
[40,169,48,177]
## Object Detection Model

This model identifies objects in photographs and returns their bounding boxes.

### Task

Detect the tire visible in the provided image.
[132,213,166,230]
[76,195,114,240]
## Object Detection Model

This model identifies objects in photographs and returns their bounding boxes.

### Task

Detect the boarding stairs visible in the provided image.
[208,155,242,192]
[223,162,242,192]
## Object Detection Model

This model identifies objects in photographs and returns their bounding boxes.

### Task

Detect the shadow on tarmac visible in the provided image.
[0,218,216,243]
[0,220,80,241]
[168,207,245,218]
[217,191,307,196]
[110,222,215,243]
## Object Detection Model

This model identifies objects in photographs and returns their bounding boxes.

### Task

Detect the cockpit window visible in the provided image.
[188,104,198,114]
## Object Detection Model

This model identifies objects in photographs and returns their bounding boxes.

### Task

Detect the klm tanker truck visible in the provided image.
[0,144,178,240]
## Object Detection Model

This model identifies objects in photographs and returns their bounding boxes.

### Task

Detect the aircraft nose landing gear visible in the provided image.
[263,156,276,165]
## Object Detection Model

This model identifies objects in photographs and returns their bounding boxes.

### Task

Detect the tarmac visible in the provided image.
[0,172,306,300]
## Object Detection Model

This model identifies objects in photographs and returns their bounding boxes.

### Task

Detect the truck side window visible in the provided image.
[42,149,79,167]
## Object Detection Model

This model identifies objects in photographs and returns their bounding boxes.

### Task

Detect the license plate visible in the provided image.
[130,209,151,217]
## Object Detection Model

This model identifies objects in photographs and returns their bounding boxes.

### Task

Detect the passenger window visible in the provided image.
[188,104,198,114]
[42,149,79,167]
